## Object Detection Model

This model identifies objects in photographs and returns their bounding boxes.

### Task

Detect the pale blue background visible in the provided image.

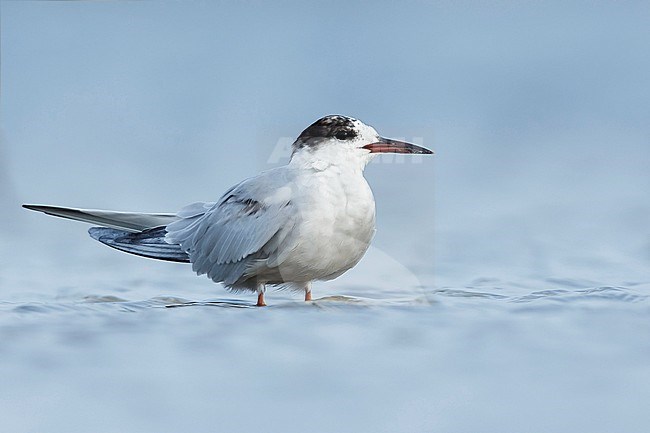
[2,1,648,285]
[1,2,649,433]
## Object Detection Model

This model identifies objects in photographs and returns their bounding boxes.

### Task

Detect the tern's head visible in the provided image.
[290,115,433,169]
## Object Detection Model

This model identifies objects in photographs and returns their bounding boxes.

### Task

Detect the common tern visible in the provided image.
[24,115,433,306]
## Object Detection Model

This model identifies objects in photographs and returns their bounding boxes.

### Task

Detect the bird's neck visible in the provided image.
[289,147,372,174]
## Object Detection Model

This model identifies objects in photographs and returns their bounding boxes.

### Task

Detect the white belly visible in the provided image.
[276,168,376,282]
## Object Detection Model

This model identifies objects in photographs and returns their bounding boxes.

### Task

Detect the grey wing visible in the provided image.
[166,174,297,288]
[23,204,178,232]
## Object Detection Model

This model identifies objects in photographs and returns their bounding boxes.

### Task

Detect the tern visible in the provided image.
[24,115,433,306]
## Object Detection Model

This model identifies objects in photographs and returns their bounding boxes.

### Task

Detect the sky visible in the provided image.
[1,0,649,286]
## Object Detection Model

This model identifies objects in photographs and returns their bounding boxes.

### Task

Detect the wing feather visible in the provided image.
[166,168,298,288]
[23,204,177,232]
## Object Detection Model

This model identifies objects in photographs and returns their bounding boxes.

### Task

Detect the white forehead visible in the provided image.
[350,118,379,141]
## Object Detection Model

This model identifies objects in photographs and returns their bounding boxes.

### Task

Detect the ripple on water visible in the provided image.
[510,286,648,304]
[2,282,648,317]
[433,288,509,300]
[83,295,129,303]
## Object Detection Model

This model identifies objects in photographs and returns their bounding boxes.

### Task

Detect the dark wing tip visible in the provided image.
[88,227,104,241]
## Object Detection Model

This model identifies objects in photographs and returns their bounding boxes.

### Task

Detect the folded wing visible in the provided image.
[166,170,297,288]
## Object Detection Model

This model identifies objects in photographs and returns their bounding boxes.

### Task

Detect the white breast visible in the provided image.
[274,165,376,282]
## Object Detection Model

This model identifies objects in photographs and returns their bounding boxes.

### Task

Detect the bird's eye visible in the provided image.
[335,131,353,140]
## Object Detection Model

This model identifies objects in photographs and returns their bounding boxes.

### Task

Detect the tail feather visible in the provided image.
[23,204,178,232]
[89,227,190,263]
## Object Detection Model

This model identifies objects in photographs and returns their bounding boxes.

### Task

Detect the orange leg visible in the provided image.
[256,291,267,307]
[304,282,312,301]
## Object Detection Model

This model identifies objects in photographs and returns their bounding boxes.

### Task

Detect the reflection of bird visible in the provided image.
[24,115,433,306]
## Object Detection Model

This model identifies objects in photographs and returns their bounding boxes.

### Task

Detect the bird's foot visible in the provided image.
[304,291,312,302]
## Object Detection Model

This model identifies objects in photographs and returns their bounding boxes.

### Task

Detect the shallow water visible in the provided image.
[2,240,649,433]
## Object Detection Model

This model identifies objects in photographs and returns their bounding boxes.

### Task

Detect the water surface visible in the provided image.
[2,243,649,433]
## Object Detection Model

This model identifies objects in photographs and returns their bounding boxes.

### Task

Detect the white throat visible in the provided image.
[289,141,375,172]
